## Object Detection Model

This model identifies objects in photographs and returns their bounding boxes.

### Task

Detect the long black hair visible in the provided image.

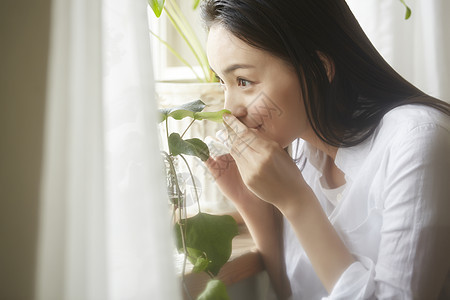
[202,0,450,147]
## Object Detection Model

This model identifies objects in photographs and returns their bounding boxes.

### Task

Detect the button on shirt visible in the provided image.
[283,105,450,299]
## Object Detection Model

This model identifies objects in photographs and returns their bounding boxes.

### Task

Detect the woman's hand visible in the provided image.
[205,126,294,300]
[221,114,310,212]
[208,114,355,294]
[205,153,255,205]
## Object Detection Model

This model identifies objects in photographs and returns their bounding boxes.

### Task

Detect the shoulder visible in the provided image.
[336,104,449,179]
[379,104,449,134]
[374,104,449,150]
[373,105,450,183]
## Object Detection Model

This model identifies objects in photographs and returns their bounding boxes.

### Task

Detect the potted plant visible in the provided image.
[148,0,234,215]
[160,99,238,299]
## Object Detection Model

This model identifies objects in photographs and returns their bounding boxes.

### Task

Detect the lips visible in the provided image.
[253,124,263,131]
[247,123,262,130]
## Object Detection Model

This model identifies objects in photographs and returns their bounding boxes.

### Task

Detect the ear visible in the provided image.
[317,52,335,82]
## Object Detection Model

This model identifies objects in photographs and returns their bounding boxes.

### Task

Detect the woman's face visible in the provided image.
[207,25,310,148]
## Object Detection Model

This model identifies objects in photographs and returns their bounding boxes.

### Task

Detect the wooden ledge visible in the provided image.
[178,225,264,299]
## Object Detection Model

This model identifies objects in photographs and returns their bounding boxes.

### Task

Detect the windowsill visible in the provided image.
[154,66,205,83]
[176,223,264,299]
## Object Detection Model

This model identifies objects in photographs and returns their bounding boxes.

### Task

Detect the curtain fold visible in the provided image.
[36,0,180,298]
[346,0,450,101]
[36,0,106,298]
[103,0,180,299]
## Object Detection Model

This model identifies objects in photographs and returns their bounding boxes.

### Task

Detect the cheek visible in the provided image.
[263,85,306,145]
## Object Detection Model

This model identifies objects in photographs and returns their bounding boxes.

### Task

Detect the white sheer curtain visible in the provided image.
[346,0,450,102]
[36,0,180,298]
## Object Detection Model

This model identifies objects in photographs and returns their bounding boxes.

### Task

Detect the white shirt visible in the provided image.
[283,105,450,299]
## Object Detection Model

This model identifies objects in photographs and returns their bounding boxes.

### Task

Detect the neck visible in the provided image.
[301,131,339,160]
[300,131,346,188]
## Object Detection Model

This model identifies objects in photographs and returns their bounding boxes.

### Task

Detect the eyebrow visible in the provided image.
[210,64,255,76]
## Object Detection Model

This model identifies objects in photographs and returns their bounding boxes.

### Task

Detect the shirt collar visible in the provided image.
[335,136,373,181]
[302,142,327,174]
[302,134,374,181]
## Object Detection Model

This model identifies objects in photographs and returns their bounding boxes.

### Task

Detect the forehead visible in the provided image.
[206,25,266,72]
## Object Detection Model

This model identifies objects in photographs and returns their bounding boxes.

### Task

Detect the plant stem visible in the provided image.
[164,8,206,81]
[171,205,176,223]
[165,117,169,142]
[161,152,193,299]
[182,279,194,300]
[180,119,195,139]
[164,1,210,81]
[149,29,203,82]
[166,144,191,299]
[180,154,201,213]
[180,243,193,300]
[175,171,192,300]
[167,0,210,78]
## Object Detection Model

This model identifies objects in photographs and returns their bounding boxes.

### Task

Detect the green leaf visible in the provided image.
[168,109,196,120]
[399,0,412,20]
[159,100,230,123]
[168,133,210,161]
[186,247,210,273]
[165,100,206,121]
[193,257,210,273]
[171,99,206,114]
[194,109,231,123]
[404,6,411,20]
[158,108,171,123]
[148,0,165,18]
[192,0,201,10]
[196,279,230,300]
[174,213,239,276]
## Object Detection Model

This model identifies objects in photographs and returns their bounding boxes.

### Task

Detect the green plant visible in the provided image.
[159,99,238,299]
[149,0,215,82]
[399,0,411,19]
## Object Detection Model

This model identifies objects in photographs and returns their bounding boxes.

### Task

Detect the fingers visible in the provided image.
[204,135,230,157]
[223,114,273,158]
[223,114,258,157]
[205,154,235,180]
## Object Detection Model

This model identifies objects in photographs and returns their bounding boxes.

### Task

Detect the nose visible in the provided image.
[224,90,247,118]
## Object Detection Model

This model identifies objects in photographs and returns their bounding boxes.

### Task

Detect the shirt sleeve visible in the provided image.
[325,123,450,300]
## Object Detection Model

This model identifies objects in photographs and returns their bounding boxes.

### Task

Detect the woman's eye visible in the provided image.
[237,78,251,87]
[215,75,226,88]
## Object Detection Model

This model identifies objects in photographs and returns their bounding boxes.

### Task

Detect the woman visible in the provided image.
[202,0,450,299]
